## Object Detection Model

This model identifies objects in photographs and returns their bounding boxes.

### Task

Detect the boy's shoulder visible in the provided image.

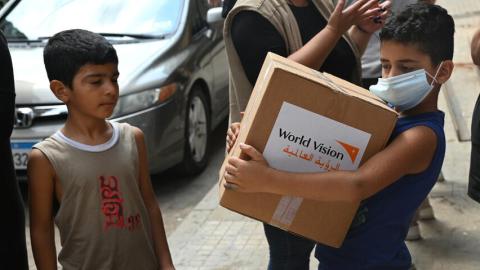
[396,110,444,133]
[385,122,444,176]
[114,122,143,147]
[395,111,445,146]
[28,146,56,181]
[390,111,446,166]
[117,121,140,134]
[115,122,144,143]
[399,125,439,145]
[32,133,64,155]
[112,121,140,134]
[29,132,72,176]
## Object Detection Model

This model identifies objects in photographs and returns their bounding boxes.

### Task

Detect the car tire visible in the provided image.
[178,86,210,176]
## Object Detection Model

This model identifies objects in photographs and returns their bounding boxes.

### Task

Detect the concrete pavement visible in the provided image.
[167,1,480,269]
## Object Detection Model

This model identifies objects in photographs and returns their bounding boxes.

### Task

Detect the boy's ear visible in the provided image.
[435,60,454,85]
[50,80,70,103]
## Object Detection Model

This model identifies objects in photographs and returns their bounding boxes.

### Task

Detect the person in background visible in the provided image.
[468,27,480,203]
[0,29,29,270]
[224,0,390,268]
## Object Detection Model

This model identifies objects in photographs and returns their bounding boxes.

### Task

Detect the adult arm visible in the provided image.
[133,127,175,270]
[27,149,58,270]
[225,126,437,202]
[231,0,381,84]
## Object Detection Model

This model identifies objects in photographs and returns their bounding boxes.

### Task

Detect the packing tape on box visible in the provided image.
[315,71,347,95]
[270,195,304,230]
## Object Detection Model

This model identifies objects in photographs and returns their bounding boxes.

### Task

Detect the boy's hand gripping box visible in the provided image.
[219,53,397,248]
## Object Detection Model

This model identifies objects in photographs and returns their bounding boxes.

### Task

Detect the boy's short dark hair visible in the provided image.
[380,4,454,66]
[43,29,118,89]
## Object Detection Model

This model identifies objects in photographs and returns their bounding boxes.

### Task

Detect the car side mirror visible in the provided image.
[207,7,223,24]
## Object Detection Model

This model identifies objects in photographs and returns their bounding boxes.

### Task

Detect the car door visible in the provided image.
[190,0,228,125]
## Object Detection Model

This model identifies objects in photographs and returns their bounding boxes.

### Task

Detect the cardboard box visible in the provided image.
[219,53,397,248]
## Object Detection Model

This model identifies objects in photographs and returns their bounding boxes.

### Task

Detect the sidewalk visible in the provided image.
[167,1,480,269]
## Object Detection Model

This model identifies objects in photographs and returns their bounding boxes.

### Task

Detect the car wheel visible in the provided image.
[179,86,210,175]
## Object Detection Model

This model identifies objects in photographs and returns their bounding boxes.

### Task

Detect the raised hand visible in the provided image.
[356,0,392,34]
[327,0,382,35]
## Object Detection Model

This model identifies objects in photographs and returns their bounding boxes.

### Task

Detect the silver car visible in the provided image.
[1,0,228,178]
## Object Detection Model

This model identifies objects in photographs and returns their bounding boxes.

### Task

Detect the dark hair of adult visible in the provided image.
[380,3,455,66]
[43,29,118,89]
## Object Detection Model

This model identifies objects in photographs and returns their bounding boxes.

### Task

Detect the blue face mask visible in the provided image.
[369,63,443,112]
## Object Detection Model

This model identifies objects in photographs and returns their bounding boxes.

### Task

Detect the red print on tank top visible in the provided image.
[99,176,141,231]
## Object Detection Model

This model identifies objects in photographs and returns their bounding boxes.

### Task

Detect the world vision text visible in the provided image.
[279,128,345,161]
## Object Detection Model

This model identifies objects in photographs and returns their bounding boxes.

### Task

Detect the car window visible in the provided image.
[0,0,184,40]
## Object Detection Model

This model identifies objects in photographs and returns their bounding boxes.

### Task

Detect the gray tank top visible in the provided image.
[34,122,158,270]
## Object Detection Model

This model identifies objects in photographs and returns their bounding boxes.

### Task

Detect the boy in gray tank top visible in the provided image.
[28,29,175,270]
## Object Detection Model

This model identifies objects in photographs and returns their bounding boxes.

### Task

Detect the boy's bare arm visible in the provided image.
[27,149,58,270]
[225,126,437,202]
[133,127,175,270]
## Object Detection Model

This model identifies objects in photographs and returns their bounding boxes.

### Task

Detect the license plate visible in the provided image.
[11,141,39,170]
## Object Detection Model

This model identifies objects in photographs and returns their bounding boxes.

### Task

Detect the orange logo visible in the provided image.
[336,140,360,163]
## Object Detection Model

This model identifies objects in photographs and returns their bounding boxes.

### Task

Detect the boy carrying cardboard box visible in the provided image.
[224,3,454,269]
[220,50,398,249]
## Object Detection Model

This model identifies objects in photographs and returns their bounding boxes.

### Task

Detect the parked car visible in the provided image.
[0,0,228,178]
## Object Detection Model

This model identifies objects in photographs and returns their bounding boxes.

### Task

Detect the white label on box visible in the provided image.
[264,102,371,173]
[264,102,371,227]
